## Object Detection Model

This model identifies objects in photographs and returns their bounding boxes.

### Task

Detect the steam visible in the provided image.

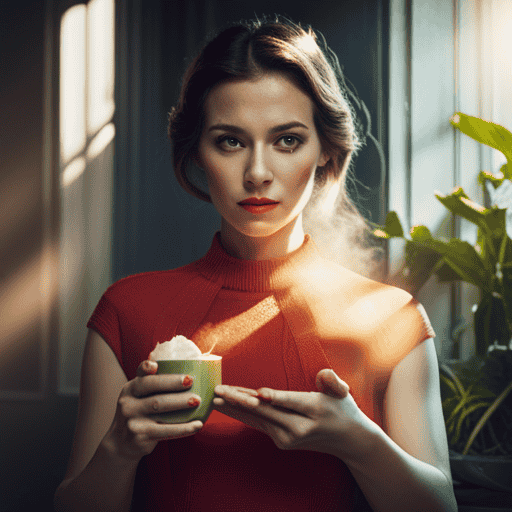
[302,178,385,280]
[203,339,219,356]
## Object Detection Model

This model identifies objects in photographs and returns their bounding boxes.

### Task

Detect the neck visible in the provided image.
[219,216,306,261]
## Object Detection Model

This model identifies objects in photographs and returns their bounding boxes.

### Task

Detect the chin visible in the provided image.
[238,225,283,238]
[224,219,283,239]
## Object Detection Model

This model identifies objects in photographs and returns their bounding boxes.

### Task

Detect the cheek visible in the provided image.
[292,160,317,190]
[203,167,234,206]
[204,165,226,188]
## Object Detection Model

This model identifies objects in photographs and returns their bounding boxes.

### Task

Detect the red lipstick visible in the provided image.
[240,204,279,214]
[238,197,279,205]
[238,197,280,214]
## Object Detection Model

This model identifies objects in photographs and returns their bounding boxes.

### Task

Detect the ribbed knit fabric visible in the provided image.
[87,231,435,512]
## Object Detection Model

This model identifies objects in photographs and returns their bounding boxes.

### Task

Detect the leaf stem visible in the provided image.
[462,380,512,455]
[440,363,465,396]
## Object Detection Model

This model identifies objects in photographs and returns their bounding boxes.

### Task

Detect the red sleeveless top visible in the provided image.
[88,231,435,511]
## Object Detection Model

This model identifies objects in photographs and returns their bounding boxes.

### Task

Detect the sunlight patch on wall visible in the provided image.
[60,5,86,165]
[58,0,115,394]
[87,0,115,135]
[61,157,86,188]
[0,250,54,396]
[87,122,115,160]
[59,0,115,182]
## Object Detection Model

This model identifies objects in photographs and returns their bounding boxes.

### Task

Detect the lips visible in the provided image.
[238,197,279,205]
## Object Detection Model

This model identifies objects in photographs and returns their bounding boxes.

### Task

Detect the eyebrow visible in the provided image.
[207,121,310,135]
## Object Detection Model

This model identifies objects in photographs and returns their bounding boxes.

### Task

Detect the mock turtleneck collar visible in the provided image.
[194,231,321,292]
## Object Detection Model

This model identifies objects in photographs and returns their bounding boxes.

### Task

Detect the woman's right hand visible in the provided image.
[104,359,203,461]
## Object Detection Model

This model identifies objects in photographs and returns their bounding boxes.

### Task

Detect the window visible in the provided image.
[58,0,115,393]
[389,0,512,361]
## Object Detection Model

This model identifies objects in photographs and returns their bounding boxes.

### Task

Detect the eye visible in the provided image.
[276,135,302,152]
[217,135,243,151]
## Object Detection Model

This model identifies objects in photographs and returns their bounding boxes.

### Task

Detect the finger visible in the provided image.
[147,420,204,441]
[214,389,306,436]
[316,369,349,398]
[255,387,314,417]
[214,385,259,397]
[215,385,260,409]
[230,386,259,397]
[136,359,158,377]
[131,373,194,397]
[143,392,201,416]
[215,387,297,425]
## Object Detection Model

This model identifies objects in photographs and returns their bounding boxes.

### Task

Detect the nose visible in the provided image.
[243,145,273,188]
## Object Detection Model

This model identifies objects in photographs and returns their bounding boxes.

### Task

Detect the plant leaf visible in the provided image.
[409,227,491,291]
[500,162,512,181]
[463,380,512,455]
[384,211,404,237]
[401,240,443,294]
[479,170,505,190]
[440,363,466,396]
[450,112,512,163]
[434,259,463,282]
[435,188,507,253]
[446,387,477,425]
[371,211,405,239]
[454,401,492,446]
[435,187,488,227]
[440,373,459,397]
[474,293,512,356]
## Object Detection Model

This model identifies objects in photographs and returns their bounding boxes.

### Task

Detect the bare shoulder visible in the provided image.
[345,275,412,320]
[331,268,414,336]
[305,261,430,365]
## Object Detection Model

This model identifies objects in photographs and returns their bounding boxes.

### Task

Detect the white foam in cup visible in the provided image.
[149,336,222,424]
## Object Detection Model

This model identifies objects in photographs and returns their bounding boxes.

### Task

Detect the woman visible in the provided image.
[54,16,458,512]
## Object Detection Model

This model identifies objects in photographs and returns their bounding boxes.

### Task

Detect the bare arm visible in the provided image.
[54,329,202,512]
[54,329,137,512]
[340,338,458,512]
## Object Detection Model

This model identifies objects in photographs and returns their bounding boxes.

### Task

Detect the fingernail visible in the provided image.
[188,397,200,407]
[144,360,158,374]
[183,375,193,387]
[257,393,272,403]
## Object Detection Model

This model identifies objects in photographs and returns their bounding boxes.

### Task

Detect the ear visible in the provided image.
[318,152,330,168]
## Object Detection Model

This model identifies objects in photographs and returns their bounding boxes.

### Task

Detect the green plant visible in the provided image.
[439,350,512,455]
[372,112,512,456]
[373,113,512,357]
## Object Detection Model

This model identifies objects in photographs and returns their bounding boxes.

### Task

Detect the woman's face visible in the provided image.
[196,72,329,240]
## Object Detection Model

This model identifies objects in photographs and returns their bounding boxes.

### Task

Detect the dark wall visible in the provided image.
[1,2,79,512]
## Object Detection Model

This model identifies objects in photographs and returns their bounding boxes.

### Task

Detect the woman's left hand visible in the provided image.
[213,369,372,460]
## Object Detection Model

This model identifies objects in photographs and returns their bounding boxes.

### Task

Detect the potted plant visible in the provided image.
[372,112,512,492]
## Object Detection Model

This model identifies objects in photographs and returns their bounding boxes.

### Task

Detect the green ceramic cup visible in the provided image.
[155,355,222,424]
